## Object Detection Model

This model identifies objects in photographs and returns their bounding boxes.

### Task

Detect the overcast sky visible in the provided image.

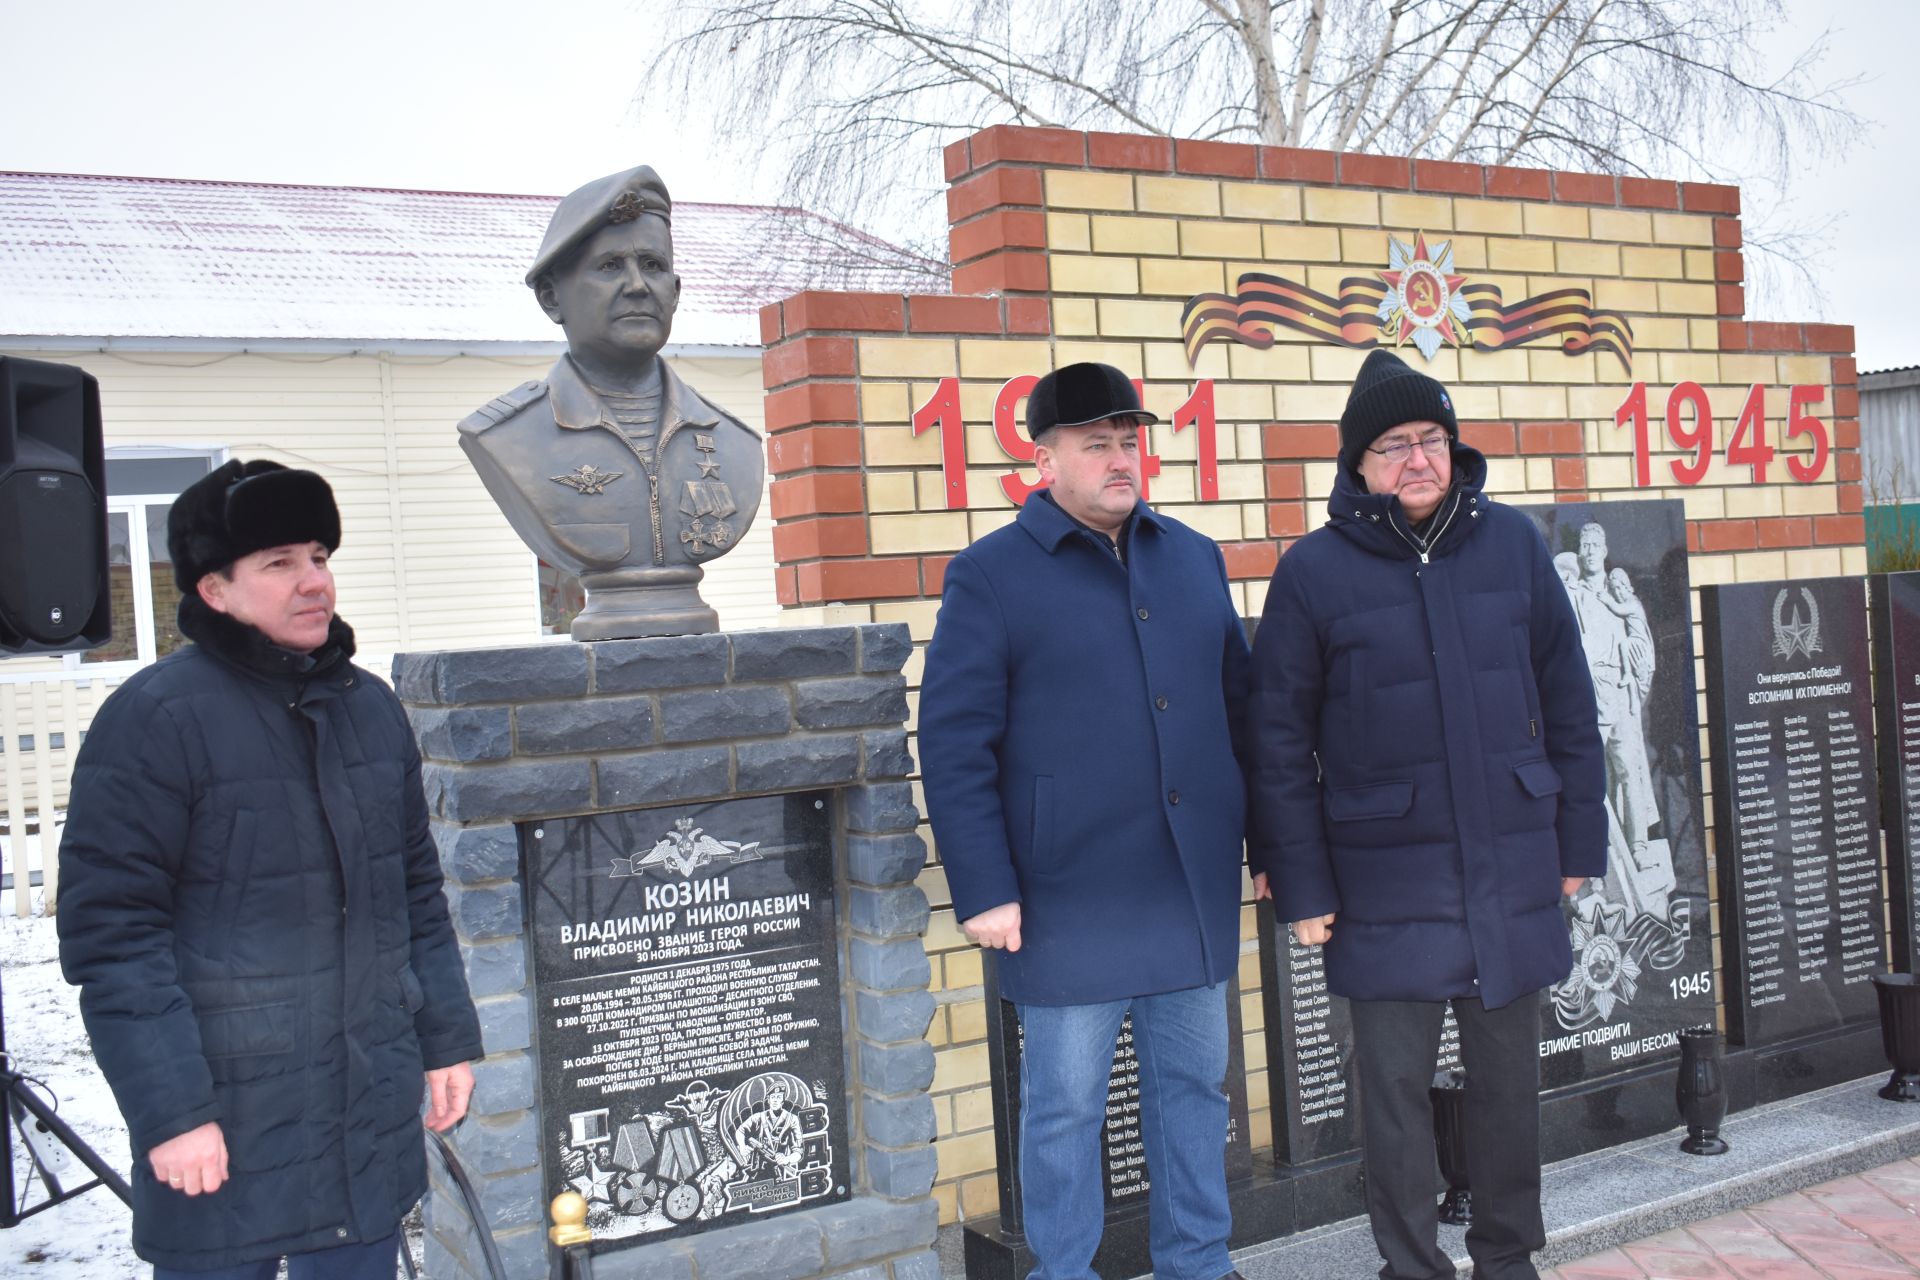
[4,0,1912,368]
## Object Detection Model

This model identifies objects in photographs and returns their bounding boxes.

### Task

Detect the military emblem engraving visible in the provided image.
[552,463,625,495]
[1771,586,1823,660]
[607,817,764,879]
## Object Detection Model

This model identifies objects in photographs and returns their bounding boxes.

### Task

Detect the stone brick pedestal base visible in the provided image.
[393,626,938,1280]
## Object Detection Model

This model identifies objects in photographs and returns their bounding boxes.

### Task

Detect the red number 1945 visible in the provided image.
[1614,382,1829,487]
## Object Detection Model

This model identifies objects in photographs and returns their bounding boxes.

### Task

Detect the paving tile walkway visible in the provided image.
[1547,1158,1920,1280]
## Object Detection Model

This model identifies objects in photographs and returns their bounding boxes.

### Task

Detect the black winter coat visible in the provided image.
[1247,448,1607,1010]
[58,599,482,1270]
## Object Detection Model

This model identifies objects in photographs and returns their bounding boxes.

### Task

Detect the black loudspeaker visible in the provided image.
[0,357,110,656]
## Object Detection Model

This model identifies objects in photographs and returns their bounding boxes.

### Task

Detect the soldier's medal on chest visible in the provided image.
[551,463,625,496]
[680,433,737,555]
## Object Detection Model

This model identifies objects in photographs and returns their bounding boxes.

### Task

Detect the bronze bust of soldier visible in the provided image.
[460,165,764,639]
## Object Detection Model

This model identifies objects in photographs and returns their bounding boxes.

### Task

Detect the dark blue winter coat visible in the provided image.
[919,490,1251,1006]
[1247,447,1606,1010]
[58,600,482,1271]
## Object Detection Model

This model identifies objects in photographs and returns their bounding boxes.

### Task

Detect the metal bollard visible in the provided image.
[550,1191,596,1280]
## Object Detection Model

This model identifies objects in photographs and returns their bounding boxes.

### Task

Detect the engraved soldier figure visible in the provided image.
[459,165,764,638]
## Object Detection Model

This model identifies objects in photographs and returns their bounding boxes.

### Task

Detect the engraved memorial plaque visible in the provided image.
[523,794,851,1246]
[1872,571,1920,972]
[1704,576,1887,1046]
[1521,500,1716,1085]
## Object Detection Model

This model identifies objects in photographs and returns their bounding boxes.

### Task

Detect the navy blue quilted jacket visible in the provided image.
[57,599,481,1270]
[1247,447,1606,1009]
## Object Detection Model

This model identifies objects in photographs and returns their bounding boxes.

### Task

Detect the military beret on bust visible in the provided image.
[1337,348,1458,471]
[525,165,673,287]
[168,459,341,592]
[1024,362,1160,440]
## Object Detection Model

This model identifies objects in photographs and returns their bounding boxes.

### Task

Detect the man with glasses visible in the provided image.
[1246,349,1605,1280]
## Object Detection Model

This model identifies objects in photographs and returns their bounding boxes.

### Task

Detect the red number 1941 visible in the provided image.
[911,377,1220,510]
[1614,382,1829,487]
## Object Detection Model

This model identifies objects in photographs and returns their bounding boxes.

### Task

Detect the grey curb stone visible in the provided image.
[491,1226,544,1279]
[437,645,590,703]
[858,1040,936,1095]
[476,990,532,1055]
[889,1248,942,1280]
[449,1108,538,1179]
[433,822,521,885]
[420,1229,469,1280]
[688,1212,827,1280]
[737,734,862,792]
[845,833,929,886]
[595,1242,697,1280]
[447,881,524,944]
[850,936,931,993]
[477,1165,544,1233]
[391,652,440,703]
[732,627,859,681]
[816,1197,940,1267]
[832,1267,889,1280]
[860,730,915,780]
[423,759,593,823]
[861,1093,937,1147]
[471,1052,536,1114]
[461,937,527,1000]
[850,886,930,939]
[844,784,921,835]
[864,1145,939,1199]
[592,633,730,694]
[597,746,732,808]
[858,622,913,674]
[855,989,936,1044]
[515,694,656,754]
[659,686,793,743]
[410,706,513,762]
[794,676,910,731]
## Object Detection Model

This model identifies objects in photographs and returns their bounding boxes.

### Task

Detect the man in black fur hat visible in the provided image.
[58,459,482,1279]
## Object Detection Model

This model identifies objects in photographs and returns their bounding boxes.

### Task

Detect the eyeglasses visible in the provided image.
[1367,431,1450,464]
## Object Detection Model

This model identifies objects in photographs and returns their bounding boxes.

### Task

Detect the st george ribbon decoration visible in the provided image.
[1180,233,1634,373]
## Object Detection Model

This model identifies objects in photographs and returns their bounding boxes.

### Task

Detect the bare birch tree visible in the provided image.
[646,0,1857,308]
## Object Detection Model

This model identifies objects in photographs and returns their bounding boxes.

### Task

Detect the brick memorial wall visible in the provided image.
[756,123,1864,1228]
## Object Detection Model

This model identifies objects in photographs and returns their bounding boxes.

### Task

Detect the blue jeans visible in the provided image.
[1016,982,1233,1280]
[153,1232,401,1280]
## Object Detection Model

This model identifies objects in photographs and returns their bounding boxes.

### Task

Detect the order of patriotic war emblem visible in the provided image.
[523,793,852,1245]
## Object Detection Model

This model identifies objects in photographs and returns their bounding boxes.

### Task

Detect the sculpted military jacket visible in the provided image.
[458,355,765,574]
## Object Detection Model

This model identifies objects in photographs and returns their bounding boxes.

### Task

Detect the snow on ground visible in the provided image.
[1,895,140,1278]
[1,901,428,1277]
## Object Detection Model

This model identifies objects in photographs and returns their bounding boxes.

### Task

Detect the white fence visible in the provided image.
[0,675,113,917]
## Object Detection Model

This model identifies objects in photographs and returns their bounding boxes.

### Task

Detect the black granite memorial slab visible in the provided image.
[1871,571,1920,973]
[1521,500,1716,1088]
[1703,575,1887,1047]
[522,793,851,1249]
[1257,907,1459,1169]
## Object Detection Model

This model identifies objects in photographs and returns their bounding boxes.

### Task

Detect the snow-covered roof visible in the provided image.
[0,171,943,349]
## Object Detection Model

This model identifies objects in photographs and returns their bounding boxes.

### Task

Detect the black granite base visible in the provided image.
[961,1157,1296,1280]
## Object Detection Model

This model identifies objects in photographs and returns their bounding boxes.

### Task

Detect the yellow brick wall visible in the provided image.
[778,154,1856,1227]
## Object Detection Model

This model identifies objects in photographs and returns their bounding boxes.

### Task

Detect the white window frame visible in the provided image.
[60,446,227,677]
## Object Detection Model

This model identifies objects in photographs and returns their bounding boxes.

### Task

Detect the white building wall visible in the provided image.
[0,345,781,813]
